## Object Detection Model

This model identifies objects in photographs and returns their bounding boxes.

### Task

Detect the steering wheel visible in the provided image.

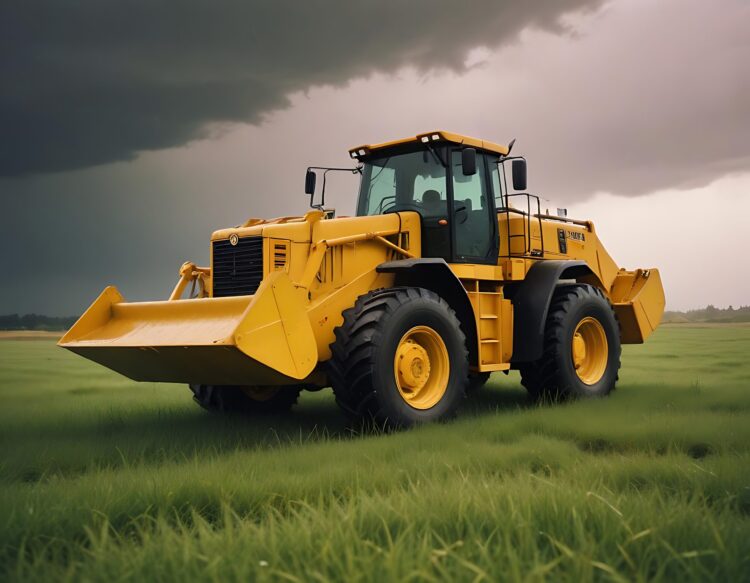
[454,203,468,225]
[376,196,397,214]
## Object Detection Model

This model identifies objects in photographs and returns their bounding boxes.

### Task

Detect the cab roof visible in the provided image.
[348,130,510,160]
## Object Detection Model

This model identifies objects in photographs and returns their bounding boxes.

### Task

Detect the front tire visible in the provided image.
[189,384,301,414]
[519,284,620,401]
[329,287,469,428]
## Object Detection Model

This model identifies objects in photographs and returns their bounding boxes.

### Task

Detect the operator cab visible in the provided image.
[351,131,511,264]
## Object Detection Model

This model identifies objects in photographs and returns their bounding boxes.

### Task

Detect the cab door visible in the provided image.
[449,149,498,263]
[410,149,451,261]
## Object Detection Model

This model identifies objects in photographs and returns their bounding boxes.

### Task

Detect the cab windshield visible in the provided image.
[356,149,447,217]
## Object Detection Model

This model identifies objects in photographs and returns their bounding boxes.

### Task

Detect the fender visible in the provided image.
[377,258,479,366]
[505,260,600,363]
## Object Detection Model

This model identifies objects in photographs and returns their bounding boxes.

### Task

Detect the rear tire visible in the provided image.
[189,384,301,414]
[519,284,620,402]
[329,287,469,428]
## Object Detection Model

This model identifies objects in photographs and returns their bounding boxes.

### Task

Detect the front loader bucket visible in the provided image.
[59,272,318,385]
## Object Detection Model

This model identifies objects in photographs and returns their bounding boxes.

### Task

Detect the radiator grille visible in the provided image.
[212,237,264,297]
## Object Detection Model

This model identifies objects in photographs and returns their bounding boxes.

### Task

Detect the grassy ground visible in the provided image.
[1,324,749,582]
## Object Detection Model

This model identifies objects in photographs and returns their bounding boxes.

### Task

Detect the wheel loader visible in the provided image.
[60,131,665,427]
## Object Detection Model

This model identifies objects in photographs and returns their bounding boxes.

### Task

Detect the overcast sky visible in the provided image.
[1,0,749,315]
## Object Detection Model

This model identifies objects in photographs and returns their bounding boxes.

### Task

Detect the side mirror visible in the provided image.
[461,148,477,176]
[304,169,317,195]
[512,159,527,191]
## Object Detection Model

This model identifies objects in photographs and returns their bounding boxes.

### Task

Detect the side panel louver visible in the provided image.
[272,240,289,271]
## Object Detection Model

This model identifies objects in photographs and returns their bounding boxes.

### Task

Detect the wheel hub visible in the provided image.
[571,317,608,385]
[393,325,450,410]
[572,333,587,369]
[396,340,431,393]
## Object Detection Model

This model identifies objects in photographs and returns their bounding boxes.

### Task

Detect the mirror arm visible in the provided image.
[321,169,332,209]
[306,166,360,210]
[310,189,321,210]
[307,166,361,173]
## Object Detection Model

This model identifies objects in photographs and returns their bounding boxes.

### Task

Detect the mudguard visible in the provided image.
[505,260,596,363]
[377,258,479,366]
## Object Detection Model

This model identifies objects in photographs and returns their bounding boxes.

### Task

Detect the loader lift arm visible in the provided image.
[169,262,211,301]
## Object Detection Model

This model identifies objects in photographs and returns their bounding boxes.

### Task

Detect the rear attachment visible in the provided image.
[610,268,665,343]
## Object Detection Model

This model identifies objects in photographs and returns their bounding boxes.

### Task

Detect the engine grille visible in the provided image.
[212,236,264,297]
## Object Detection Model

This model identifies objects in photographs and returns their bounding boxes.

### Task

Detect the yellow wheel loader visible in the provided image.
[60,131,665,427]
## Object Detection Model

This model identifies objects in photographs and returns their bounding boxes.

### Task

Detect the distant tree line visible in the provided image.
[0,314,79,331]
[663,305,750,323]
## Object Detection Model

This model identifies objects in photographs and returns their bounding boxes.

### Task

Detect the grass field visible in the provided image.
[1,325,749,582]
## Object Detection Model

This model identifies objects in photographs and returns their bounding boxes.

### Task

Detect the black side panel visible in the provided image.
[505,260,595,363]
[377,259,479,366]
[421,218,452,261]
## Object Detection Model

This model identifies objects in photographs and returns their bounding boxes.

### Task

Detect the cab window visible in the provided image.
[357,150,447,217]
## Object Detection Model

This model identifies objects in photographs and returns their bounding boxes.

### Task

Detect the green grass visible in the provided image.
[1,324,749,582]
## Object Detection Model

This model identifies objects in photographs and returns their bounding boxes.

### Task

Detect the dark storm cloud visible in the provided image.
[0,0,602,176]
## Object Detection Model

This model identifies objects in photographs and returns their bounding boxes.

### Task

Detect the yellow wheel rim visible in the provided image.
[241,386,280,402]
[571,317,608,385]
[393,325,450,410]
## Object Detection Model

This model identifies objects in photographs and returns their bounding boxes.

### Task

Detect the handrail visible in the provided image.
[535,214,591,229]
[499,209,591,229]
[497,207,527,217]
[501,193,545,258]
